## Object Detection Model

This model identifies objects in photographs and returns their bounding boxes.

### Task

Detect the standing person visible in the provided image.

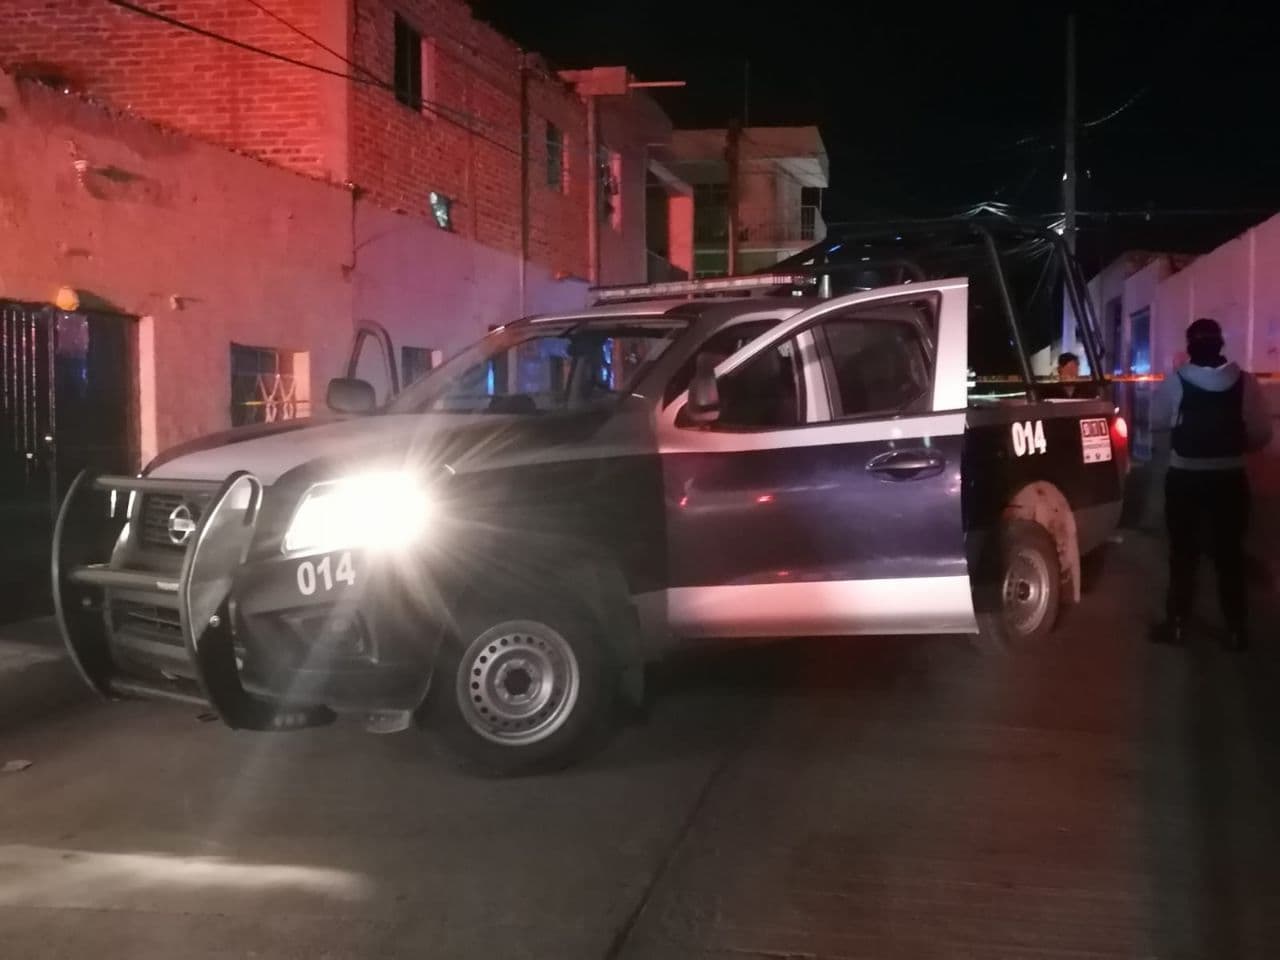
[1053,351,1095,399]
[1057,351,1081,385]
[1151,318,1273,649]
[1057,352,1080,398]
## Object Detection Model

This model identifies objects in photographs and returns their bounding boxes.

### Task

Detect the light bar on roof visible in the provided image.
[591,273,817,302]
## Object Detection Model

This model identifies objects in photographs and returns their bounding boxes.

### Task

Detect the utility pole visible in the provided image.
[586,95,600,285]
[725,119,741,276]
[1063,12,1078,255]
[518,52,530,312]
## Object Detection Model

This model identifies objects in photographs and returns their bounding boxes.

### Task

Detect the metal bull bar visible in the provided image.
[52,470,334,731]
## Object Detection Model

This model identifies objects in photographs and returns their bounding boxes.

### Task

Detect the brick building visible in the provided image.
[663,126,828,277]
[0,0,682,615]
[0,0,674,284]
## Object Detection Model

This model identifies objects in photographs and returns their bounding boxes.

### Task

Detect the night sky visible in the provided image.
[472,2,1280,272]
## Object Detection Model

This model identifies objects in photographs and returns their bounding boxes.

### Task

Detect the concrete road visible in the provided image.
[2,534,1279,959]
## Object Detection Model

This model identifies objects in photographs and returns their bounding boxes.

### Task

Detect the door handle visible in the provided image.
[866,448,947,480]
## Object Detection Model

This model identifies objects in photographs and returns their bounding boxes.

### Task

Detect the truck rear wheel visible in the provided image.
[426,598,617,776]
[978,519,1062,648]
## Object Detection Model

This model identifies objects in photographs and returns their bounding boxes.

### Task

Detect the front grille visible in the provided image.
[112,600,183,647]
[138,494,207,549]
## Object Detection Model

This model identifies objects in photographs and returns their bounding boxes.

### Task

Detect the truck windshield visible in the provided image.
[387,318,687,415]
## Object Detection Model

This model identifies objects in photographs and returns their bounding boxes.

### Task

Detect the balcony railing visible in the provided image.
[738,205,826,247]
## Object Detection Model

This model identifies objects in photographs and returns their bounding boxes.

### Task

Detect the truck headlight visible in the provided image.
[283,472,432,554]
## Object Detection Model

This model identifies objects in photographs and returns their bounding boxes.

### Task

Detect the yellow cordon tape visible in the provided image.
[972,373,1280,384]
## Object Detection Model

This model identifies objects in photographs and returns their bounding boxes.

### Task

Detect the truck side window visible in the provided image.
[663,319,779,406]
[818,314,932,419]
[694,336,805,430]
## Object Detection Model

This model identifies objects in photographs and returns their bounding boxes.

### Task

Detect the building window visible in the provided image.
[546,122,565,190]
[230,344,309,427]
[393,14,422,109]
[693,183,729,243]
[429,191,453,230]
[401,346,438,387]
[1128,307,1151,376]
[598,147,621,229]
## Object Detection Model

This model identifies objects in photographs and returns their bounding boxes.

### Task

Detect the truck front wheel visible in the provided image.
[426,599,616,776]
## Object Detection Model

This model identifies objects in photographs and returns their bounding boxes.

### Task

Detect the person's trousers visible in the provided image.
[1165,466,1250,629]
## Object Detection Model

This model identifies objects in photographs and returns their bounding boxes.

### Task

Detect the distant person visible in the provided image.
[1151,317,1273,650]
[1053,351,1094,399]
[1058,351,1081,383]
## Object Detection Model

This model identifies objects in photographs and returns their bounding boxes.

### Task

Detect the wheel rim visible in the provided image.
[455,620,581,746]
[1002,546,1052,637]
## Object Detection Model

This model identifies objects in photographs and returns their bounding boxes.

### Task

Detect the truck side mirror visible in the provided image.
[326,377,376,415]
[685,354,721,424]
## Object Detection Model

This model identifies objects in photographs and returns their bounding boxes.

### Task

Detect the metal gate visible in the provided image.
[1,304,54,623]
[1,302,135,623]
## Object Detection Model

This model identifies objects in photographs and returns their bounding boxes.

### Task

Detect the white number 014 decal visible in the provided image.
[296,552,357,596]
[1011,419,1047,457]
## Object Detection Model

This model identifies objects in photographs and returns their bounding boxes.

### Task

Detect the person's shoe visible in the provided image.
[1222,627,1249,652]
[1150,618,1187,645]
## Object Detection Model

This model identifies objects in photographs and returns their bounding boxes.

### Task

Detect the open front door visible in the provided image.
[657,279,977,638]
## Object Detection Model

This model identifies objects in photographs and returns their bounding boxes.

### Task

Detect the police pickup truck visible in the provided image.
[53,220,1126,774]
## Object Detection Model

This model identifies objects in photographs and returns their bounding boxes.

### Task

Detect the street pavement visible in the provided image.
[1,533,1279,959]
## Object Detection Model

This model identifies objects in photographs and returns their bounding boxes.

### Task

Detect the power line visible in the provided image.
[239,0,380,84]
[111,0,645,171]
[108,0,350,81]
[241,0,533,105]
[236,0,523,142]
[105,0,524,157]
[1082,83,1151,129]
[1077,207,1276,219]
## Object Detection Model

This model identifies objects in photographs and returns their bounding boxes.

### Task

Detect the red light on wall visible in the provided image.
[756,493,775,504]
[1113,415,1129,441]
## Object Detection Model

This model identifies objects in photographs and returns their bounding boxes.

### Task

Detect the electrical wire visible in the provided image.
[240,0,531,102]
[1082,84,1151,129]
[113,0,656,172]
[1076,207,1276,219]
[105,0,525,157]
[239,0,381,83]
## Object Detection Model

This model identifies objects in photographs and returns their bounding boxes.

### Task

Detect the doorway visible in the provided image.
[1,302,136,623]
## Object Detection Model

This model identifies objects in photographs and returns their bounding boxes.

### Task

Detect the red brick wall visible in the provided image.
[350,0,588,278]
[0,0,340,178]
[0,0,608,280]
[527,69,590,280]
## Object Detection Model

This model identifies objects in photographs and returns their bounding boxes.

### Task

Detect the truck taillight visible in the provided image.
[1111,413,1131,474]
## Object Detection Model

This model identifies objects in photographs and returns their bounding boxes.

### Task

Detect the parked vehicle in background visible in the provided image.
[53,219,1126,774]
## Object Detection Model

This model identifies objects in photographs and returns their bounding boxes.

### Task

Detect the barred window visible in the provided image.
[230,344,309,427]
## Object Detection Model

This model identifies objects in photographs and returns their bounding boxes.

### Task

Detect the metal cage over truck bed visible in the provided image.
[592,216,1112,404]
[53,470,333,730]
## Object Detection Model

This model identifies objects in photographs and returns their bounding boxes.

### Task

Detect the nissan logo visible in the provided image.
[167,504,197,546]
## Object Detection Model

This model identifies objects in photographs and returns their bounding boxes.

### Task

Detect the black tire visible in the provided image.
[425,595,617,776]
[976,519,1062,649]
